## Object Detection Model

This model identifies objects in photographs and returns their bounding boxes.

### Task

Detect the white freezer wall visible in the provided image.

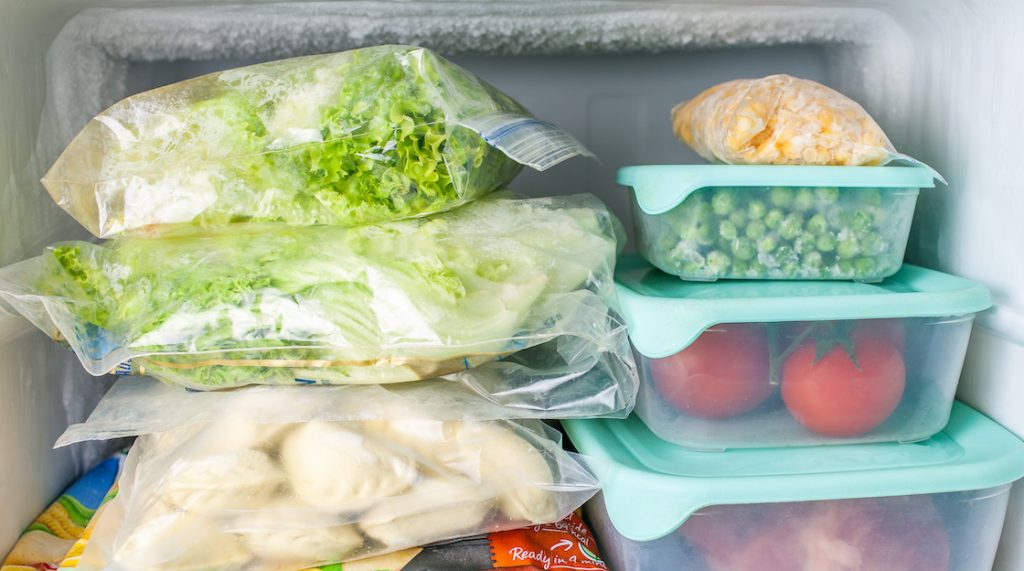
[1,0,1023,568]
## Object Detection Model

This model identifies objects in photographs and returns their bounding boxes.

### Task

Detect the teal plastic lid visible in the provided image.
[616,255,992,359]
[618,165,939,215]
[563,401,1024,542]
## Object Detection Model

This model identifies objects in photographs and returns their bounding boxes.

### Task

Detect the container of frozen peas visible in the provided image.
[564,401,1024,571]
[616,255,992,450]
[620,165,940,281]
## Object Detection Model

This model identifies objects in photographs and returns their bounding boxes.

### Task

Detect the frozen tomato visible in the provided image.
[781,335,905,437]
[649,323,772,419]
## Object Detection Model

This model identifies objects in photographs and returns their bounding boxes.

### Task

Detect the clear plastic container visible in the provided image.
[616,257,992,449]
[586,486,1013,571]
[619,165,940,281]
[564,402,1024,571]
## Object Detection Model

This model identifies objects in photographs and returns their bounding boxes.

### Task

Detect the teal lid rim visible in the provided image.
[616,258,993,359]
[564,401,1024,542]
[618,165,940,215]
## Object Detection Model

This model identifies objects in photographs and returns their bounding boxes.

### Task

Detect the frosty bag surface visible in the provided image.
[57,388,601,571]
[44,45,590,238]
[673,74,898,166]
[0,194,625,389]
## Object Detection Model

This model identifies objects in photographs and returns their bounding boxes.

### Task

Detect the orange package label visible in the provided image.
[489,512,607,571]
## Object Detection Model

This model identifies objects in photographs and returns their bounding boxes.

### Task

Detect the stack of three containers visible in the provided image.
[0,46,640,570]
[566,77,1024,571]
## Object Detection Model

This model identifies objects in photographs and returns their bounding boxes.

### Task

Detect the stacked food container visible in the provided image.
[565,76,1024,570]
[0,46,636,570]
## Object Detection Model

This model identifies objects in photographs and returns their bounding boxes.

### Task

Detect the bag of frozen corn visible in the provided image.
[0,194,634,393]
[672,74,900,166]
[43,45,590,239]
[56,384,601,571]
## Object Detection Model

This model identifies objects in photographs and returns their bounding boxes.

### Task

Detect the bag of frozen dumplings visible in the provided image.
[56,382,602,571]
[44,45,591,239]
[0,194,631,391]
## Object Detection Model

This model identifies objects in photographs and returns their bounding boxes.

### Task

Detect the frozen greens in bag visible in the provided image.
[43,45,591,238]
[0,194,624,389]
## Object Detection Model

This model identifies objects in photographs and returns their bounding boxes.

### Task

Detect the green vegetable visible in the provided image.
[646,186,913,280]
[26,195,619,388]
[42,46,551,238]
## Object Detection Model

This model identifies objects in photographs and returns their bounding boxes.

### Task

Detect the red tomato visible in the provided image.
[681,497,949,571]
[781,336,905,437]
[649,323,772,420]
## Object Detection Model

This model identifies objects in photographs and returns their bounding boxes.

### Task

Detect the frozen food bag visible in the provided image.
[43,45,592,239]
[2,453,124,571]
[673,74,902,166]
[0,194,630,390]
[57,388,601,571]
[61,504,604,571]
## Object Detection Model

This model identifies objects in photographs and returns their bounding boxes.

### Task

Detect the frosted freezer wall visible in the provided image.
[1,0,1023,569]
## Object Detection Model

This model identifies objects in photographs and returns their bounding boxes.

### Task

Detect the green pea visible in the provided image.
[695,222,717,246]
[779,214,803,240]
[770,187,795,208]
[712,191,735,215]
[746,220,767,240]
[688,198,713,220]
[815,187,840,204]
[764,209,785,230]
[775,245,798,265]
[837,237,860,259]
[731,259,750,275]
[816,233,837,253]
[854,257,877,277]
[758,234,779,253]
[781,261,801,276]
[806,214,828,235]
[803,251,824,270]
[719,220,738,240]
[860,233,885,256]
[749,261,769,276]
[706,250,731,273]
[747,200,768,220]
[793,188,816,212]
[792,233,816,255]
[850,211,873,233]
[837,259,855,275]
[731,238,756,261]
[861,188,883,207]
[729,209,748,228]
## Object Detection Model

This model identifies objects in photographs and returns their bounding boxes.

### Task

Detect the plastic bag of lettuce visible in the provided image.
[0,194,631,391]
[43,45,590,239]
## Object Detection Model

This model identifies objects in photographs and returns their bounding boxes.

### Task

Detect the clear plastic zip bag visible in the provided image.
[673,74,900,166]
[57,384,601,571]
[0,194,633,394]
[43,45,591,239]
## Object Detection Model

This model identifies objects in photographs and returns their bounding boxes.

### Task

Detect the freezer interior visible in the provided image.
[2,1,1022,569]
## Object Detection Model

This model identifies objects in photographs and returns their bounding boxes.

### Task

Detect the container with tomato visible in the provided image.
[616,256,991,449]
[563,401,1024,571]
[620,165,939,281]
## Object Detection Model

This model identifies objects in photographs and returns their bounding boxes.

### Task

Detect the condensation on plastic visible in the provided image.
[0,194,632,390]
[633,185,919,281]
[673,74,899,167]
[42,45,592,239]
[60,394,600,571]
[585,486,1013,571]
[636,316,975,450]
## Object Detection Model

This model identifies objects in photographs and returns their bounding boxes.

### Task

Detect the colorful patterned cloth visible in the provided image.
[1,454,123,571]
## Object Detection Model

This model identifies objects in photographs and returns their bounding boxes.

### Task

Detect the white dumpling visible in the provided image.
[453,422,558,524]
[280,421,418,511]
[158,448,285,512]
[359,477,491,549]
[186,421,293,454]
[115,510,252,571]
[243,524,364,565]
